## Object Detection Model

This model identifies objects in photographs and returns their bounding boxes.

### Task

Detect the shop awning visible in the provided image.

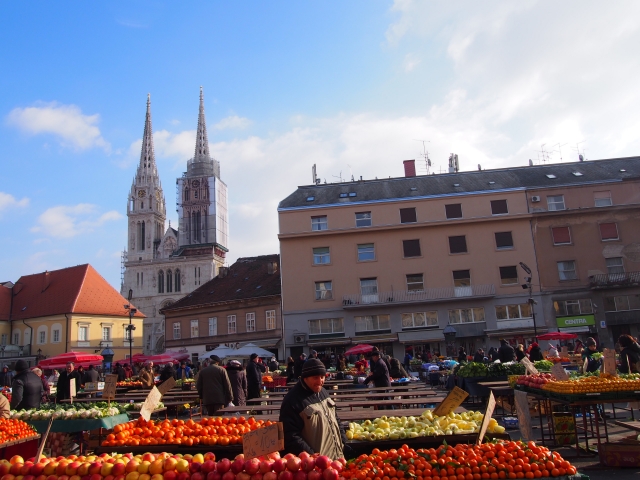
[398,330,444,343]
[307,338,352,347]
[240,338,281,349]
[351,334,398,344]
[484,328,548,338]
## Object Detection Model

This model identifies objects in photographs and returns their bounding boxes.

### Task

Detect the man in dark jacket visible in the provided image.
[196,355,233,414]
[11,360,44,410]
[226,360,248,406]
[364,350,391,387]
[618,334,640,373]
[279,358,348,460]
[246,353,266,400]
[83,365,100,384]
[497,339,515,363]
[529,342,544,361]
[293,353,307,379]
[473,349,485,363]
[0,366,13,388]
[56,362,82,402]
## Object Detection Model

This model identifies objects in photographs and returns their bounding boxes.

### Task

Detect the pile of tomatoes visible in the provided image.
[0,418,38,445]
[344,441,577,480]
[101,416,274,447]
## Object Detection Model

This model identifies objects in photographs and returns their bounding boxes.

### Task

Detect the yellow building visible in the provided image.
[0,264,144,367]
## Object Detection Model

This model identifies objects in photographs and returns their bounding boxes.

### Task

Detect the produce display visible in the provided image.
[118,380,144,387]
[343,441,578,480]
[102,416,274,447]
[456,363,524,378]
[541,372,640,394]
[176,379,196,386]
[10,402,125,421]
[545,357,570,364]
[346,410,505,441]
[515,374,554,390]
[0,418,38,444]
[532,361,553,372]
[123,402,166,412]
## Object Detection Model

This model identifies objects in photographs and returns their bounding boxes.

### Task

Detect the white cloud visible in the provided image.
[213,115,253,130]
[31,204,122,238]
[0,192,29,214]
[403,53,421,73]
[6,102,110,151]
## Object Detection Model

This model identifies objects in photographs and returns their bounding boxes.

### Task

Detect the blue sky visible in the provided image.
[2,1,640,288]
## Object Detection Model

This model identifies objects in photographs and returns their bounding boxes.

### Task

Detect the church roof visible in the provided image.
[7,264,145,321]
[161,254,281,313]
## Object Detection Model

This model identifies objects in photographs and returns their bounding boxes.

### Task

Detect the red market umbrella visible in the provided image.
[113,353,148,364]
[345,344,375,356]
[536,332,578,341]
[144,352,188,364]
[38,351,103,370]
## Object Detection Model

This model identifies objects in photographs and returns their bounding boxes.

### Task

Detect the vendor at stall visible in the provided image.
[0,393,9,418]
[618,334,640,373]
[581,337,602,373]
[56,362,82,402]
[11,360,44,410]
[279,358,349,460]
[138,362,155,387]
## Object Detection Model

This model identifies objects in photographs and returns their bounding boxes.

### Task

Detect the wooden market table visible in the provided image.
[0,434,41,460]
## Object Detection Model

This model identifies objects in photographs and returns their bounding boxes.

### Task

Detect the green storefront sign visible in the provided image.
[556,314,595,328]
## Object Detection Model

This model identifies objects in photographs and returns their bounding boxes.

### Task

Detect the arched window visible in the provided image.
[167,270,173,293]
[158,270,164,293]
[184,188,190,201]
[138,221,146,251]
[196,211,201,240]
[194,190,199,199]
[175,270,181,292]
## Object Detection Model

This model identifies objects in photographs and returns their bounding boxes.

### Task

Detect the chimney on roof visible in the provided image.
[267,261,278,275]
[403,160,416,177]
[218,267,228,278]
[42,271,50,292]
[529,159,533,166]
[579,155,584,162]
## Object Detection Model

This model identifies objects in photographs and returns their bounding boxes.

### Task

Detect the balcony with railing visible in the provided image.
[342,284,495,308]
[589,271,640,289]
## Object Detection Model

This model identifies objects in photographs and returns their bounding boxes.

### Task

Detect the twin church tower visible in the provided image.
[122,88,229,354]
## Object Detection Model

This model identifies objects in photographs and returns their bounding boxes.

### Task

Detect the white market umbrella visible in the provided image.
[232,343,275,359]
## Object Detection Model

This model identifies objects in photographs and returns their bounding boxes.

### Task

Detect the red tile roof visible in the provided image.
[8,264,145,320]
[0,285,12,322]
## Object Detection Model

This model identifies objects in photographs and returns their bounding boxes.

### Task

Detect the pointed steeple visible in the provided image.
[139,93,157,173]
[194,86,211,162]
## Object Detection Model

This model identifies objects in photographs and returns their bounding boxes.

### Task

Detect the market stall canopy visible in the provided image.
[38,351,103,370]
[536,332,578,340]
[231,343,274,358]
[345,344,375,356]
[191,345,235,359]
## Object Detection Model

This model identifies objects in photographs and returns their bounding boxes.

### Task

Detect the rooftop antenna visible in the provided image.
[413,139,431,175]
[331,171,343,183]
[536,144,553,164]
[572,141,586,162]
[312,164,317,184]
[347,164,354,182]
[551,143,568,163]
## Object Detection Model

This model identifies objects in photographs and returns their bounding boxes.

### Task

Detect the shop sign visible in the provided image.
[556,314,595,328]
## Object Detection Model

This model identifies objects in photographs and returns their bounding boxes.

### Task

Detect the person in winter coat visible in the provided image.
[32,368,50,403]
[403,352,413,371]
[123,364,133,379]
[457,347,468,363]
[473,349,485,363]
[246,353,266,400]
[364,350,391,387]
[159,363,176,382]
[175,362,192,380]
[279,358,349,460]
[574,340,584,354]
[497,339,515,363]
[389,358,409,379]
[286,356,296,382]
[84,365,100,384]
[338,355,347,371]
[581,337,602,373]
[11,360,44,410]
[226,360,248,406]
[196,355,233,415]
[515,344,526,362]
[55,362,82,403]
[268,357,279,372]
[115,363,126,381]
[0,393,9,419]
[0,366,12,388]
[293,353,307,379]
[487,347,497,362]
[138,362,155,387]
[529,343,544,361]
[548,344,560,357]
[618,334,640,374]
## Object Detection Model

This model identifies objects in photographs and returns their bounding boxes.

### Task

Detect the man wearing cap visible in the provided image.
[56,362,82,403]
[280,358,348,460]
[139,362,155,388]
[293,353,307,380]
[497,339,516,363]
[246,353,266,400]
[364,349,391,388]
[196,354,233,414]
[11,360,44,410]
[0,366,12,388]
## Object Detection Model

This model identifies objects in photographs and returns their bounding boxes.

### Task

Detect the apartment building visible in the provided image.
[161,255,283,361]
[525,157,640,347]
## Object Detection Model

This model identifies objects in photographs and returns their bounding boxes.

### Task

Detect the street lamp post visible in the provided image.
[124,289,137,363]
[519,262,538,341]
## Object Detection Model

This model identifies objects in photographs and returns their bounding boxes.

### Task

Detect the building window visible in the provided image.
[452,270,471,287]
[208,317,217,336]
[37,329,46,344]
[495,231,514,249]
[490,199,509,215]
[125,326,132,342]
[266,310,276,330]
[313,247,330,265]
[158,270,164,293]
[12,332,19,345]
[495,303,532,320]
[606,257,624,274]
[445,204,462,219]
[315,281,333,300]
[402,239,421,258]
[604,295,640,312]
[551,226,571,245]
[311,216,328,231]
[400,207,417,223]
[138,221,146,251]
[448,307,485,324]
[171,323,180,340]
[557,261,578,280]
[406,274,424,291]
[308,318,344,335]
[52,329,61,343]
[499,266,519,285]
[246,313,256,332]
[448,235,468,254]
[357,243,375,261]
[355,315,391,332]
[78,326,88,342]
[167,269,173,293]
[227,315,237,334]
[355,212,372,227]
[102,326,112,341]
[599,222,619,241]
[0,334,6,346]
[360,278,378,296]
[554,299,593,316]
[594,191,612,207]
[547,195,565,211]
[175,269,181,292]
[402,311,438,329]
[190,320,199,338]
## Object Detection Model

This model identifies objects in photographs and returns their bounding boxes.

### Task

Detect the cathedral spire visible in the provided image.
[139,93,156,173]
[193,86,211,162]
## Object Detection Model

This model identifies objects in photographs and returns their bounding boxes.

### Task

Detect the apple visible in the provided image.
[267,454,280,462]
[10,466,24,476]
[151,475,163,480]
[301,459,315,474]
[191,464,202,474]
[20,467,32,477]
[251,474,264,480]
[176,460,190,474]
[222,471,235,480]
[192,474,205,480]
[125,462,140,474]
[46,474,59,480]
[1,475,16,480]
[89,475,103,480]
[264,473,278,480]
[23,476,34,480]
[329,463,342,474]
[139,474,151,480]
[101,464,114,477]
[217,460,231,475]
[201,462,216,475]
[177,473,190,480]
[236,473,250,480]
[125,472,139,480]
[163,472,177,480]
[29,465,44,478]
[278,472,293,480]
[259,461,273,475]
[314,457,331,471]
[58,475,70,480]
[245,460,260,475]
[138,463,151,475]
[308,471,322,480]
[0,463,11,476]
[231,459,245,475]
[204,454,216,463]
[293,472,307,480]
[69,476,81,480]
[272,460,286,474]
[67,463,83,476]
[10,458,24,467]
[322,469,338,480]
[164,459,179,472]
[206,472,221,480]
[112,464,126,477]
